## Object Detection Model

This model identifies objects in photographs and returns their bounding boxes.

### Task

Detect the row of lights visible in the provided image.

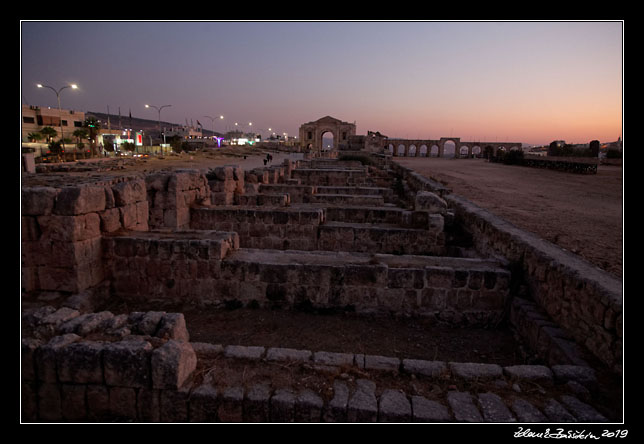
[36,82,291,148]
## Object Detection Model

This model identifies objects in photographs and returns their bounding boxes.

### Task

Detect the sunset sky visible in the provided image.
[20,21,623,146]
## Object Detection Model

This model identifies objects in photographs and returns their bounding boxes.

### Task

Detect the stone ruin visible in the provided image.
[21,153,622,422]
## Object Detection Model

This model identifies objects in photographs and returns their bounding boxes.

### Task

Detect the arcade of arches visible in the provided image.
[298,116,522,158]
[385,137,522,158]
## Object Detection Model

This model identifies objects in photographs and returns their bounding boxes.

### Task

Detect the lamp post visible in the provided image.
[145,103,171,153]
[36,83,78,159]
[204,115,224,144]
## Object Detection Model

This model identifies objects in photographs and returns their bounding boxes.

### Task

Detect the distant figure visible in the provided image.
[263,159,267,166]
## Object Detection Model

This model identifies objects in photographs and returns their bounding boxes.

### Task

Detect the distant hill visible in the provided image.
[87,111,222,137]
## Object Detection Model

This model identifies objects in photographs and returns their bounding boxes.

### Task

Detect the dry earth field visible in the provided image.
[395,157,623,280]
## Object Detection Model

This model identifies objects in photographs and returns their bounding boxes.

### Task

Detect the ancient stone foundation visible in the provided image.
[22,153,622,422]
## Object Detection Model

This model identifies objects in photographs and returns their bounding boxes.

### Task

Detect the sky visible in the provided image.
[20,21,623,146]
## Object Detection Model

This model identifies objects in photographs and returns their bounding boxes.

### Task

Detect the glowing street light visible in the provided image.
[145,103,172,148]
[36,83,78,156]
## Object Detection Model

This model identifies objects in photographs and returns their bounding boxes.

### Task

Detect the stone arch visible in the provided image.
[387,144,394,155]
[320,129,335,151]
[443,140,456,158]
[397,144,406,156]
[472,145,481,157]
[459,145,470,157]
[430,144,440,157]
[408,144,417,157]
[510,145,520,151]
[419,144,428,157]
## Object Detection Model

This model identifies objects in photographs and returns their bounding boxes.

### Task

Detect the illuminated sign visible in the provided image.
[136,133,143,146]
[215,136,224,148]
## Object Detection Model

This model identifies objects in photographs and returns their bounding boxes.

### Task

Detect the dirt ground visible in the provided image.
[396,158,623,280]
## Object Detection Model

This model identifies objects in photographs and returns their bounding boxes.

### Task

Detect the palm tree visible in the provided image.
[83,116,101,157]
[27,132,44,143]
[40,126,57,143]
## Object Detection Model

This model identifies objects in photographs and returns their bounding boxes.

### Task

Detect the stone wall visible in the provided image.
[445,195,622,374]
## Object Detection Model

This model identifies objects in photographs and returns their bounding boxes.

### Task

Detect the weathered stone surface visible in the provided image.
[378,389,411,422]
[324,380,349,422]
[245,383,272,422]
[22,186,58,216]
[191,342,224,358]
[57,340,104,384]
[271,388,296,422]
[503,365,553,383]
[446,391,483,422]
[551,365,597,388]
[109,386,137,419]
[364,355,400,372]
[543,399,576,422]
[559,395,608,422]
[218,386,244,422]
[151,340,197,389]
[87,384,110,420]
[55,185,106,215]
[224,345,265,360]
[477,392,516,422]
[159,386,190,422]
[189,384,219,422]
[35,333,81,383]
[449,362,503,380]
[295,389,323,422]
[103,339,153,388]
[266,347,312,363]
[347,379,377,422]
[415,191,447,214]
[402,359,447,377]
[510,399,548,423]
[156,313,190,342]
[313,351,354,367]
[61,384,87,420]
[411,396,451,422]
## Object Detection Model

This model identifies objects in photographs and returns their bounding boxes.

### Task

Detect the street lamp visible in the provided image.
[145,103,172,152]
[36,83,78,158]
[204,115,224,142]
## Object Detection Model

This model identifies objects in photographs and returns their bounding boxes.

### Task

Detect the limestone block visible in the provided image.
[244,384,272,422]
[22,186,58,216]
[57,341,105,384]
[411,396,451,422]
[55,185,106,215]
[103,339,153,388]
[477,392,516,422]
[415,191,447,214]
[347,379,377,422]
[151,340,197,390]
[449,362,503,380]
[446,391,483,422]
[112,179,147,206]
[37,213,101,242]
[189,384,219,422]
[155,313,190,342]
[35,333,81,383]
[378,389,411,422]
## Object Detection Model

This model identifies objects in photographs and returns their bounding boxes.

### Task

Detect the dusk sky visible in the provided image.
[21,21,623,146]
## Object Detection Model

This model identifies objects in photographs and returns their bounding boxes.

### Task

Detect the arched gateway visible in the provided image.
[299,116,356,153]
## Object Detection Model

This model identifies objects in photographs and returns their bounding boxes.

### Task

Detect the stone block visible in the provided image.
[38,382,62,421]
[551,365,597,389]
[35,333,81,383]
[86,384,110,420]
[364,355,400,372]
[189,384,219,422]
[57,340,104,384]
[503,365,553,383]
[244,383,272,422]
[347,379,377,422]
[103,339,153,388]
[61,383,87,420]
[324,380,349,422]
[55,185,106,215]
[402,359,447,377]
[109,386,137,420]
[559,395,607,422]
[510,399,547,423]
[151,340,197,390]
[378,389,411,422]
[22,186,58,216]
[270,388,296,422]
[266,347,312,363]
[313,351,355,367]
[37,213,101,242]
[543,399,576,422]
[449,362,503,380]
[21,338,41,381]
[477,392,516,422]
[156,313,190,342]
[411,396,451,422]
[159,386,190,422]
[415,191,447,214]
[112,179,147,206]
[446,391,483,422]
[224,345,265,360]
[295,389,323,422]
[137,388,161,422]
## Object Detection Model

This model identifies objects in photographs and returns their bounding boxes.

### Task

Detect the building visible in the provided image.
[22,104,85,142]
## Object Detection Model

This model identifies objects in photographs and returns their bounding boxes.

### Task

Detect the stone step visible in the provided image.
[309,193,385,206]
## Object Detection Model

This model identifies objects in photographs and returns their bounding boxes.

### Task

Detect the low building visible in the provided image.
[22,104,85,142]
